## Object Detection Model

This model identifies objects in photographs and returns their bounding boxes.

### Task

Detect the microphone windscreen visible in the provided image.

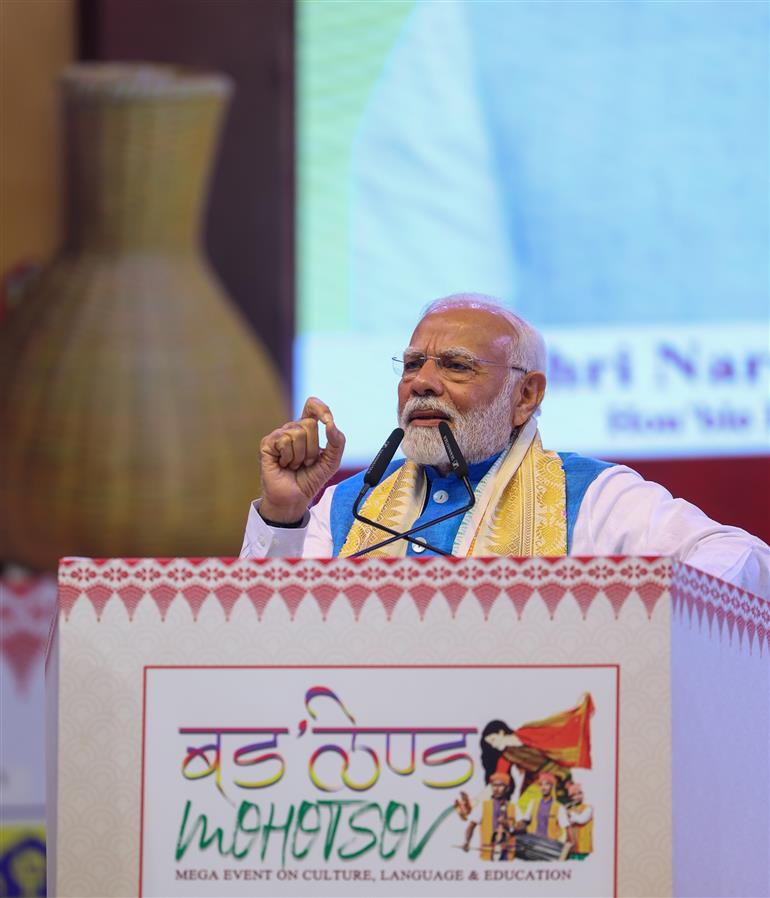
[363,427,405,487]
[438,421,469,478]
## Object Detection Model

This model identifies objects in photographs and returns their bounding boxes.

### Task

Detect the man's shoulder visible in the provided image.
[556,451,618,500]
[556,451,616,476]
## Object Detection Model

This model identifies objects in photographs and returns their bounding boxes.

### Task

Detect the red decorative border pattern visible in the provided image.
[54,557,671,619]
[670,561,770,654]
[57,555,676,622]
[50,555,770,655]
[0,573,58,690]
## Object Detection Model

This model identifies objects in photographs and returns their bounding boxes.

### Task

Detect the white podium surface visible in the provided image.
[46,556,769,897]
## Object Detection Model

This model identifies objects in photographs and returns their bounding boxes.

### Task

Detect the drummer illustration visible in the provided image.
[455,693,596,862]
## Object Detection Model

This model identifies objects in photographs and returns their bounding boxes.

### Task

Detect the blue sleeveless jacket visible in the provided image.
[328,452,612,557]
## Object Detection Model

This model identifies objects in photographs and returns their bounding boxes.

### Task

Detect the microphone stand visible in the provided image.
[351,485,453,556]
[350,474,475,558]
[351,421,478,558]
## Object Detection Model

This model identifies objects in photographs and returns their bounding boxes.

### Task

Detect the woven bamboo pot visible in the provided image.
[0,64,288,570]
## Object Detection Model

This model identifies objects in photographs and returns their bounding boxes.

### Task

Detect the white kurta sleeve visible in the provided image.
[239,487,336,559]
[567,804,593,825]
[571,465,770,597]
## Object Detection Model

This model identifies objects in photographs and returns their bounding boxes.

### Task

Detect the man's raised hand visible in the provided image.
[258,397,346,524]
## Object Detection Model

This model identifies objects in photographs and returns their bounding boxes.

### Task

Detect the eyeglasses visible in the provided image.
[392,350,528,383]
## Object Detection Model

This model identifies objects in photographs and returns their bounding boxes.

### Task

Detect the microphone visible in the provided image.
[438,421,469,478]
[352,428,404,513]
[352,428,448,556]
[364,427,404,486]
[351,423,476,558]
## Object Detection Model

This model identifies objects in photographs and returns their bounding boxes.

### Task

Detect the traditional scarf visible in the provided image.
[339,417,567,558]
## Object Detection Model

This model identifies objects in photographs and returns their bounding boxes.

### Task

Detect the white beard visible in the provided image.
[398,391,515,467]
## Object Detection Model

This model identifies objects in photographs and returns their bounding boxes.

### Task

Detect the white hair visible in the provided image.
[419,292,547,373]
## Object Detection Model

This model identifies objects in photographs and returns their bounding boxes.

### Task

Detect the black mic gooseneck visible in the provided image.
[351,427,404,514]
[438,421,469,479]
[351,427,449,556]
[363,427,405,487]
[350,422,476,558]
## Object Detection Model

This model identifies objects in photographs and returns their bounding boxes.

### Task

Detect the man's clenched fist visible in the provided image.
[258,397,345,524]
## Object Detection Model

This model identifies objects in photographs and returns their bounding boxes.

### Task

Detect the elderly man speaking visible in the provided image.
[241,295,769,597]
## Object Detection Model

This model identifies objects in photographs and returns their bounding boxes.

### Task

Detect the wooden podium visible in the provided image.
[46,556,769,898]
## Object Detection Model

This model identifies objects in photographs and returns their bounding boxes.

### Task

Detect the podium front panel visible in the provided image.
[46,556,769,897]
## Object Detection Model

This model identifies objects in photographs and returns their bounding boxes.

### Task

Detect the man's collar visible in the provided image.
[424,449,504,484]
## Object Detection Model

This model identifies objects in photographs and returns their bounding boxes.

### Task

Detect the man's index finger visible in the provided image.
[300,396,333,425]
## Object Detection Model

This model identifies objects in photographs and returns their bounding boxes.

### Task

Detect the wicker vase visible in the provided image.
[0,64,288,571]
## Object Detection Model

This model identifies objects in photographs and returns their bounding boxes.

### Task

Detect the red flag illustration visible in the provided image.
[514,693,595,769]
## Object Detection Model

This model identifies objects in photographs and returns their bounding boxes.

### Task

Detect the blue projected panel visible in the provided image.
[296,0,770,466]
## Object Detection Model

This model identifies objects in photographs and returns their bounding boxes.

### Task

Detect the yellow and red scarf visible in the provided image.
[339,417,566,558]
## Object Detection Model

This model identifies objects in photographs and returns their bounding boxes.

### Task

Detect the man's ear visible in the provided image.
[512,372,547,426]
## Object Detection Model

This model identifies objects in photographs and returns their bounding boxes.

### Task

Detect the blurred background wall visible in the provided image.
[78,0,295,382]
[0,0,75,304]
[2,0,766,563]
[1,5,74,894]
[1,2,293,893]
[0,0,292,572]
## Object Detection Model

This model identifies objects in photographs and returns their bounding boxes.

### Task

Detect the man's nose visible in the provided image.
[410,358,445,395]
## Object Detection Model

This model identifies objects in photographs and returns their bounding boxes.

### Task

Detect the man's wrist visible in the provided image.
[259,511,305,529]
[258,499,309,527]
